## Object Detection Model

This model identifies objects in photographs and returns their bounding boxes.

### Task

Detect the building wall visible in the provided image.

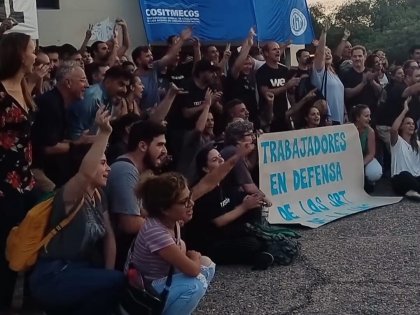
[37,0,147,48]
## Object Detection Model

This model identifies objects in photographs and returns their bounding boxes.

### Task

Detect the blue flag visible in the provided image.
[138,0,314,44]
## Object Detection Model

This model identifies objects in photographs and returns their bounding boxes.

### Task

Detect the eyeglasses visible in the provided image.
[176,191,193,208]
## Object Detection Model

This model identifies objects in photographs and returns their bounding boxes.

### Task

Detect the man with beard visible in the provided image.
[106,120,168,270]
[31,61,91,190]
[131,28,192,111]
[340,45,382,118]
[68,66,132,139]
[91,41,110,64]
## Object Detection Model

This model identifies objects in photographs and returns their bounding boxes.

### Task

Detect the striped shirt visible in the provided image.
[132,217,175,281]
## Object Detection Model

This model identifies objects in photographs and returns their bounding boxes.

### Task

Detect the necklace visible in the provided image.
[85,192,96,207]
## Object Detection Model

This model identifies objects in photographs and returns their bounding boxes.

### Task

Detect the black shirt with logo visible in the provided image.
[166,78,207,131]
[183,181,256,253]
[256,63,290,131]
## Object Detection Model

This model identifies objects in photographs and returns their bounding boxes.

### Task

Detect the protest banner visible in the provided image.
[0,0,38,39]
[258,125,402,228]
[137,0,314,44]
[91,17,115,42]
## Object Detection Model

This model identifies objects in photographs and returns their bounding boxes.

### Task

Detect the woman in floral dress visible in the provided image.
[0,32,37,312]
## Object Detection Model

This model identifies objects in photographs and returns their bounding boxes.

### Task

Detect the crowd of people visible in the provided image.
[1,15,420,315]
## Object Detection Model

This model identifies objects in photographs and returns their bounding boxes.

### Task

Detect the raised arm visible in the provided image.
[390,97,410,146]
[159,28,192,67]
[62,107,112,213]
[191,142,254,201]
[192,36,201,63]
[107,36,120,67]
[149,83,187,123]
[314,27,327,71]
[194,89,211,132]
[231,28,255,79]
[80,24,93,54]
[217,43,232,76]
[116,19,131,58]
[334,29,350,59]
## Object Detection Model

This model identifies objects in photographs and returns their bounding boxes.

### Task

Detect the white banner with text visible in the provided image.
[258,125,402,228]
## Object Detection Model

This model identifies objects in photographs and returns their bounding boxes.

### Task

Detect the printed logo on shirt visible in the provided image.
[220,197,230,208]
[270,78,286,87]
[171,75,185,81]
[193,101,202,106]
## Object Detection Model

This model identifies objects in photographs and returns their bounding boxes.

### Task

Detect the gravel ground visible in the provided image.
[196,197,420,315]
[10,181,420,315]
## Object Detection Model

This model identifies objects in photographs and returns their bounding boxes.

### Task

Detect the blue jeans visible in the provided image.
[29,259,125,315]
[151,264,216,315]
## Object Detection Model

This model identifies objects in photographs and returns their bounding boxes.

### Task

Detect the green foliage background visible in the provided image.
[309,0,420,64]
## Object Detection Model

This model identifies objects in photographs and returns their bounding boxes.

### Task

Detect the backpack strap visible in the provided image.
[40,189,99,250]
[115,157,135,166]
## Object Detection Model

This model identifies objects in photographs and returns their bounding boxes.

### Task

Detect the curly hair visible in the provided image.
[136,172,188,218]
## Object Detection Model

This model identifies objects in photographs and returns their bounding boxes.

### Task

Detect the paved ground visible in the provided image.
[195,182,420,315]
[10,181,419,315]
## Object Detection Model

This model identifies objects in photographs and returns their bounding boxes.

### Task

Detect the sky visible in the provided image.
[307,0,345,8]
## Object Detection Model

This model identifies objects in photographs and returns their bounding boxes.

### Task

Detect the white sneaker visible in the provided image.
[405,190,420,201]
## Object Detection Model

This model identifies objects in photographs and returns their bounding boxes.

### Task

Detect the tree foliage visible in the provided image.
[309,0,420,64]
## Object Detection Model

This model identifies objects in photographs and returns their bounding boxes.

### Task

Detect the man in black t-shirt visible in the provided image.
[256,42,300,132]
[167,60,220,130]
[31,62,92,189]
[376,65,420,150]
[224,29,259,126]
[341,45,382,117]
[166,60,222,158]
[288,49,313,103]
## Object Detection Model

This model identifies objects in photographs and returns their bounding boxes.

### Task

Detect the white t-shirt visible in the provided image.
[391,135,420,177]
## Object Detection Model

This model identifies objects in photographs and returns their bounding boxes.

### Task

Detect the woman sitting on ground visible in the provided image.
[29,108,125,315]
[184,145,275,271]
[350,104,383,193]
[129,172,215,315]
[390,97,420,199]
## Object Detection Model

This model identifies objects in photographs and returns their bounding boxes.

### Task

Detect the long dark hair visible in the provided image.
[0,32,31,79]
[400,116,419,154]
[0,32,36,110]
